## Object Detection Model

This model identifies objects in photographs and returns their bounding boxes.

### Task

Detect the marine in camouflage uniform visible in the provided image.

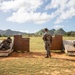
[43,28,52,58]
[0,37,12,50]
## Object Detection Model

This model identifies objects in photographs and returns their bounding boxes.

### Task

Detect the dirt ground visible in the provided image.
[0,51,75,61]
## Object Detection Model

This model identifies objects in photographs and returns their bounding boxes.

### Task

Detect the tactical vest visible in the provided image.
[43,33,52,42]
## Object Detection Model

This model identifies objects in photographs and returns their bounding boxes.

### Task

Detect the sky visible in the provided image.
[0,0,75,33]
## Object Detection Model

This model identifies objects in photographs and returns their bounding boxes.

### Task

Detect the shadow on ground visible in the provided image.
[0,51,75,62]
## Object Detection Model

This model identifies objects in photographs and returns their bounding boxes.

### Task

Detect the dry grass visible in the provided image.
[0,58,75,75]
[0,36,75,75]
[63,36,75,40]
[30,37,44,52]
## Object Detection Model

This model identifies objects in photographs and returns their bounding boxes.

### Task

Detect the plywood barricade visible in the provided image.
[14,35,30,52]
[50,35,63,50]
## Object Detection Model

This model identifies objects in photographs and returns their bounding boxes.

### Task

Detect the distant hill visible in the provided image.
[0,29,26,36]
[36,29,44,35]
[49,29,56,35]
[36,28,66,35]
[36,29,56,35]
[54,28,66,35]
[0,28,74,36]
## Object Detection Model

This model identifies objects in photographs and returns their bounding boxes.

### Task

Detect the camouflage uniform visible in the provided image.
[43,31,52,58]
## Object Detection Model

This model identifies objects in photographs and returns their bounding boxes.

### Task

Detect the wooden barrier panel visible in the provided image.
[14,35,30,52]
[50,35,63,50]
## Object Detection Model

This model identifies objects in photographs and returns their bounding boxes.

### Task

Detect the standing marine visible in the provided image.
[43,28,52,58]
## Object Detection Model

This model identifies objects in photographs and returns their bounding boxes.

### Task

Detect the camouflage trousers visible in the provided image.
[45,41,51,57]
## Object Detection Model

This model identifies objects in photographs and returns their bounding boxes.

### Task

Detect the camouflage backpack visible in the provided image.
[43,33,52,42]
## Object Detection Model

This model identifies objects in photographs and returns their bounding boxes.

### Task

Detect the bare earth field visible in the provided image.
[0,51,75,60]
[0,52,75,75]
[0,36,75,75]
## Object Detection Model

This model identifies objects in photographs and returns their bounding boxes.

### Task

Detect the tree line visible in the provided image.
[0,31,75,37]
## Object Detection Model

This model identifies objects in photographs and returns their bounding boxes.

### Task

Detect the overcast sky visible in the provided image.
[0,0,75,33]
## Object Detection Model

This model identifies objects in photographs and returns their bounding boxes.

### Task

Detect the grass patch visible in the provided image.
[30,37,44,52]
[0,36,75,75]
[0,58,75,75]
[63,36,75,40]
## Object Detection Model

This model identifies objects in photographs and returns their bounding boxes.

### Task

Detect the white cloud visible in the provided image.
[45,0,75,24]
[0,0,52,24]
[0,0,43,12]
[53,25,64,29]
[20,30,29,33]
[7,11,51,24]
[0,0,75,24]
[19,30,36,33]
